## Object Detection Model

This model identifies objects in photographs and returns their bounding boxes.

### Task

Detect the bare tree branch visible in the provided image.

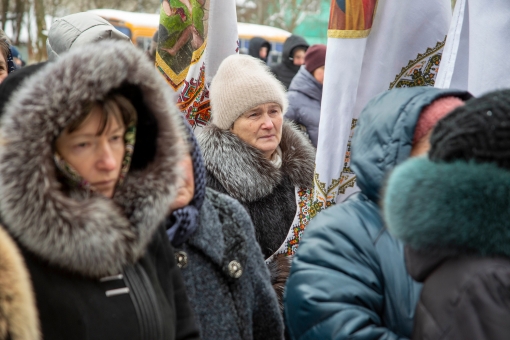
[237,0,321,32]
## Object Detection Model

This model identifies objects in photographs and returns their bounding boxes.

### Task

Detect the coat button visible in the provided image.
[175,251,188,269]
[228,260,243,279]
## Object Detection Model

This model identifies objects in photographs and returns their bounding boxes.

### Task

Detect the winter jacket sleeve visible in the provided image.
[285,94,300,124]
[284,202,405,340]
[224,193,285,340]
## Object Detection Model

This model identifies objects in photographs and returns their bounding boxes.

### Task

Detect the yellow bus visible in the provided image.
[89,9,291,63]
[88,9,159,51]
[237,22,291,64]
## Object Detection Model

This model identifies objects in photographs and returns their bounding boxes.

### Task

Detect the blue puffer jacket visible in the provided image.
[284,87,472,340]
[285,66,322,147]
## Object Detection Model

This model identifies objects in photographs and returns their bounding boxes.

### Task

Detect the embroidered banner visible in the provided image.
[157,0,238,133]
[329,0,377,37]
[266,187,312,263]
[312,0,451,215]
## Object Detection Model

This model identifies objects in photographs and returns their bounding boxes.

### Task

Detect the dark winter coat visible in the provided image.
[248,37,271,63]
[0,63,47,116]
[0,227,39,340]
[385,157,510,340]
[270,35,309,89]
[0,41,199,340]
[197,120,315,306]
[285,87,472,340]
[175,188,284,340]
[285,66,322,147]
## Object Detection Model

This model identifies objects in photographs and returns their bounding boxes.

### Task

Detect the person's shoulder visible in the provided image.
[269,63,282,74]
[204,188,253,227]
[305,193,382,243]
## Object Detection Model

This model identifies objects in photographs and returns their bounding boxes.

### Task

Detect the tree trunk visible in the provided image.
[1,0,9,30]
[34,0,47,60]
[13,0,26,45]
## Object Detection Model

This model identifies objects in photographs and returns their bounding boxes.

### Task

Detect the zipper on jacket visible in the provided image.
[123,264,164,340]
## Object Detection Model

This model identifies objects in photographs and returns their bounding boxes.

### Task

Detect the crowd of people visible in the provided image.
[0,10,509,340]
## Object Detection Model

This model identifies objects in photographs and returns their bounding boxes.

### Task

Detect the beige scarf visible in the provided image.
[270,146,283,169]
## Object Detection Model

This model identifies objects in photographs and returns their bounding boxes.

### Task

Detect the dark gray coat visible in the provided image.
[285,66,322,147]
[175,189,284,340]
[385,156,510,340]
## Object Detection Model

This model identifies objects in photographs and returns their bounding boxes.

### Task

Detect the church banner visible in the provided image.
[435,0,510,96]
[312,0,452,216]
[156,0,239,133]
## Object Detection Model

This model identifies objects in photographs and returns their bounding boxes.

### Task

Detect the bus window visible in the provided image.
[113,25,132,39]
[272,43,284,53]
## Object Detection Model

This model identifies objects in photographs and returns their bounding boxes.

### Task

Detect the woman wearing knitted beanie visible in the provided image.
[165,122,284,340]
[286,44,326,148]
[384,89,510,339]
[0,40,200,340]
[198,54,315,308]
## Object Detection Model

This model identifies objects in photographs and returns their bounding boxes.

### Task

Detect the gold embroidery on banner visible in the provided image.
[389,38,446,89]
[328,29,371,39]
[156,39,208,90]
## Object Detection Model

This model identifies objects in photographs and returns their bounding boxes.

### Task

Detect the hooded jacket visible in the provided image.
[46,12,130,61]
[0,226,39,340]
[385,157,510,340]
[270,35,309,89]
[285,66,322,147]
[284,87,472,340]
[0,41,199,340]
[248,37,271,63]
[198,120,315,307]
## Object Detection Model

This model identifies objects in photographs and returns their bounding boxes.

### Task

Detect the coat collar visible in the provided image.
[198,120,315,202]
[0,41,184,278]
[288,66,322,101]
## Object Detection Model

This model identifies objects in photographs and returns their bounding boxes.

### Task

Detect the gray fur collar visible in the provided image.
[198,120,315,202]
[0,41,184,278]
[384,157,510,258]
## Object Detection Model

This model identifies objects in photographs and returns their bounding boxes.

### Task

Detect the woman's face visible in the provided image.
[231,102,283,159]
[313,66,325,85]
[55,105,126,198]
[0,52,8,84]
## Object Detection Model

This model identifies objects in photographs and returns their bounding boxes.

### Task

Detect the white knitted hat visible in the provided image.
[210,54,289,130]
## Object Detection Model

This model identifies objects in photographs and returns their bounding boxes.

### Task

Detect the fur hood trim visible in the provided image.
[198,120,315,202]
[0,41,184,278]
[384,157,510,257]
[0,227,40,340]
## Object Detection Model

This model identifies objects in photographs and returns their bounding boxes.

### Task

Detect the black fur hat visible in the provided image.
[429,89,510,169]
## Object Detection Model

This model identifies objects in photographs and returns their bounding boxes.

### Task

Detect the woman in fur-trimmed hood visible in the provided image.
[384,89,510,340]
[0,41,199,340]
[197,54,315,308]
